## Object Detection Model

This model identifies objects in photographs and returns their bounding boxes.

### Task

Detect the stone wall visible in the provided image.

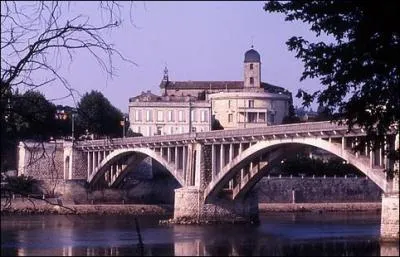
[201,145,212,189]
[256,176,382,203]
[18,142,65,196]
[201,190,259,222]
[56,162,180,204]
[35,175,383,204]
[20,142,64,180]
[380,193,400,241]
[72,150,87,179]
[173,187,259,223]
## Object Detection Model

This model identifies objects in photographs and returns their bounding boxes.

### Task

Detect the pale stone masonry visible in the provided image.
[128,47,292,135]
[381,193,400,241]
[129,95,211,136]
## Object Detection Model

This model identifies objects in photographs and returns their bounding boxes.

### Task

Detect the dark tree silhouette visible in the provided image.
[264,1,400,154]
[1,1,136,209]
[76,90,124,138]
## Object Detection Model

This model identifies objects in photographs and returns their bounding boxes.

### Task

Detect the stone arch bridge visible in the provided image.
[21,121,400,241]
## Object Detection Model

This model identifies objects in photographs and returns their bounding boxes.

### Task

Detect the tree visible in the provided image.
[11,91,57,140]
[126,128,143,137]
[76,90,123,138]
[264,1,400,153]
[282,103,301,124]
[211,117,224,130]
[314,103,333,122]
[1,1,135,208]
[1,1,135,142]
[1,90,58,172]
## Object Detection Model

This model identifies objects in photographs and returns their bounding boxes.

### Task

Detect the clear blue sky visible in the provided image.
[41,1,328,113]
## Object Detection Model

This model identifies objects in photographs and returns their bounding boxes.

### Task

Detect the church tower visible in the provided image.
[243,46,261,88]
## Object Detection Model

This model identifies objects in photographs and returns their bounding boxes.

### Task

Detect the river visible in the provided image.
[1,212,398,256]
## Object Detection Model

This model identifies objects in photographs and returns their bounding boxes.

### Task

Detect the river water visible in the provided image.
[1,212,398,256]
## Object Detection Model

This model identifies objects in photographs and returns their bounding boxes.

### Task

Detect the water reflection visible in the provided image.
[1,213,398,256]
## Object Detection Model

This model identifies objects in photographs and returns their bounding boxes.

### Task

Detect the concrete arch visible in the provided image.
[88,147,184,186]
[205,137,389,201]
[233,149,286,200]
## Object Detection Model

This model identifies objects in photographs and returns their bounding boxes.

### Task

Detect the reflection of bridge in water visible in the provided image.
[8,213,399,256]
[15,229,399,256]
[18,121,400,241]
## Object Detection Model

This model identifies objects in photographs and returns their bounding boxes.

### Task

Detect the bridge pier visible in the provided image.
[172,187,259,224]
[380,183,399,242]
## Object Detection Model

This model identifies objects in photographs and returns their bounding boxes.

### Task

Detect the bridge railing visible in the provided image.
[76,121,359,148]
[76,133,195,148]
[196,121,349,140]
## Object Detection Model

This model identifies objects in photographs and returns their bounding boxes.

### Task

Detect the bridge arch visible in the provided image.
[88,147,184,187]
[204,137,388,201]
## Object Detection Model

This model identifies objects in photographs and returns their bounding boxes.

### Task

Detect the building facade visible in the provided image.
[129,47,292,135]
[129,91,211,136]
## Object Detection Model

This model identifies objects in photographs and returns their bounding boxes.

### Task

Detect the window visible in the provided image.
[228,114,233,123]
[228,100,231,108]
[147,126,152,136]
[137,126,141,133]
[135,110,141,121]
[191,127,196,132]
[250,63,253,70]
[248,100,254,108]
[146,110,152,121]
[247,112,257,123]
[259,112,266,122]
[156,126,162,135]
[168,110,174,121]
[178,110,184,122]
[157,110,163,122]
[191,110,196,122]
[200,110,207,122]
[169,126,173,134]
[250,77,254,85]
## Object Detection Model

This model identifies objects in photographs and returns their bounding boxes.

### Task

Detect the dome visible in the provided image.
[244,48,260,63]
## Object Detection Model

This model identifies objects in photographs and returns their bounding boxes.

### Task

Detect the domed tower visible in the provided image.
[244,46,261,88]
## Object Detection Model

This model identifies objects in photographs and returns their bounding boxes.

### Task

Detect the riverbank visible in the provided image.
[1,201,173,216]
[259,202,381,213]
[1,198,381,216]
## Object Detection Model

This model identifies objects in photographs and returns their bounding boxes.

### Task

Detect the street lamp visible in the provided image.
[55,109,76,143]
[71,112,76,144]
[55,109,68,139]
[120,115,128,138]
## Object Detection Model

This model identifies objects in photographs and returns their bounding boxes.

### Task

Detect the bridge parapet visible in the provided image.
[76,134,196,150]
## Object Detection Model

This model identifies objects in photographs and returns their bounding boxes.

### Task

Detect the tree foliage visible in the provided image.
[0,1,135,208]
[1,1,135,173]
[282,104,301,124]
[264,1,400,151]
[126,128,143,137]
[280,154,361,177]
[1,1,135,141]
[10,91,57,140]
[1,1,135,94]
[76,90,123,138]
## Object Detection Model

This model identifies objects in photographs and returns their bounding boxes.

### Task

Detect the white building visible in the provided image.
[129,91,211,136]
[129,47,292,135]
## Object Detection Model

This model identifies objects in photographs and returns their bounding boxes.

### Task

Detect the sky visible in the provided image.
[36,1,330,114]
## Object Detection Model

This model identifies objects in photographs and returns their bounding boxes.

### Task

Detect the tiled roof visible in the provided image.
[261,82,289,94]
[160,81,244,89]
[129,90,161,102]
